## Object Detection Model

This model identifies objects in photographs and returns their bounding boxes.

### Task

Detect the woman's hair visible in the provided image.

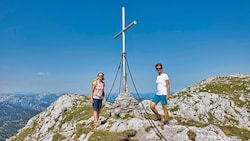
[97,72,104,80]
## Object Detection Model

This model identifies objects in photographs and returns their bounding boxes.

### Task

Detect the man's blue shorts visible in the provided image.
[152,95,167,106]
[92,98,102,110]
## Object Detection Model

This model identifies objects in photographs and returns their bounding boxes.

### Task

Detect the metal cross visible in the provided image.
[114,7,137,93]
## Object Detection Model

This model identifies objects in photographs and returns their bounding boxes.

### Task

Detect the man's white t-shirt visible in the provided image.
[156,73,169,95]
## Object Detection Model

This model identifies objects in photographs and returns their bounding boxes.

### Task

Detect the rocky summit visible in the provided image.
[7,74,250,141]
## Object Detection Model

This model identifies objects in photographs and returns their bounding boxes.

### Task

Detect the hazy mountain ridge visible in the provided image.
[0,93,65,111]
[7,75,250,141]
[0,93,65,141]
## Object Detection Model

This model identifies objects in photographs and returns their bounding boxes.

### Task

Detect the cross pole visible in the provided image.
[114,7,137,94]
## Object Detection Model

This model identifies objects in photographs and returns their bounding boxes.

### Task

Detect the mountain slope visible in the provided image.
[0,103,39,141]
[7,75,250,141]
[0,93,64,141]
[169,74,250,130]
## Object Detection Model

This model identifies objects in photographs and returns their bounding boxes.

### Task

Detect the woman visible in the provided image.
[90,72,106,127]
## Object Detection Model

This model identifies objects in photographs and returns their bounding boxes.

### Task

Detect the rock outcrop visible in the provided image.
[111,93,139,118]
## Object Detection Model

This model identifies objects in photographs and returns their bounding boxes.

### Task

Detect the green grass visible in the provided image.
[207,112,216,124]
[219,125,250,141]
[187,130,196,141]
[122,114,134,120]
[143,113,155,120]
[100,107,112,119]
[145,126,152,132]
[73,124,93,141]
[174,117,208,127]
[177,129,183,133]
[88,129,137,141]
[231,94,245,107]
[52,133,66,141]
[224,116,239,125]
[170,105,180,112]
[10,121,38,141]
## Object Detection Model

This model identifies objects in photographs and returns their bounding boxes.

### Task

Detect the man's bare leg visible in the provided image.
[162,106,169,125]
[150,102,161,121]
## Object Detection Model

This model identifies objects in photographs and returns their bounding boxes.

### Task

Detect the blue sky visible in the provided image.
[1,0,250,95]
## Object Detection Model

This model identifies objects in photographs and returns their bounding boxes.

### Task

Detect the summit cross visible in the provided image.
[114,7,137,94]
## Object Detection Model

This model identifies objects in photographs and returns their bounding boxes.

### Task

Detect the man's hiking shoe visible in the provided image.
[153,115,161,121]
[160,120,169,130]
[163,120,169,125]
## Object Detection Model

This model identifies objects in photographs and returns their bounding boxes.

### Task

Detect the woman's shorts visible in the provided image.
[92,98,103,110]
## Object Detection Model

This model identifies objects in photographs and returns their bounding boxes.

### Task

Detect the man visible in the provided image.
[150,63,170,126]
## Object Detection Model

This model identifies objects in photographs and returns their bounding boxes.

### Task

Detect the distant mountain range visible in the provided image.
[0,92,65,111]
[0,92,65,141]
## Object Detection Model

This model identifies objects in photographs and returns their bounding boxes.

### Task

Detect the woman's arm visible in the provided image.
[90,81,96,103]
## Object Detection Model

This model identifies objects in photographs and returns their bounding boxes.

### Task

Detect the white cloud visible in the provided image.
[36,72,49,76]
